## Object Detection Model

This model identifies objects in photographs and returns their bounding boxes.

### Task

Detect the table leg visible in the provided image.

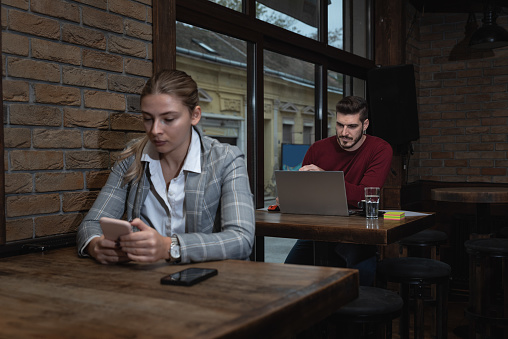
[313,241,331,266]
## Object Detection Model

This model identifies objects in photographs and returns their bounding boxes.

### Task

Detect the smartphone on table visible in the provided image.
[160,268,218,286]
[99,217,132,241]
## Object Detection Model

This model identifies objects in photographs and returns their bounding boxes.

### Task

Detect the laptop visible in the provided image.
[274,170,351,216]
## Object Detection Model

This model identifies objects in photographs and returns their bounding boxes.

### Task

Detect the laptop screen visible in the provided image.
[274,170,350,216]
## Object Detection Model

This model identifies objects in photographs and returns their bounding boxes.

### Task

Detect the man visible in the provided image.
[284,96,392,286]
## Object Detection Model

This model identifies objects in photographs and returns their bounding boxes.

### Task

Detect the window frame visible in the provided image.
[153,0,375,209]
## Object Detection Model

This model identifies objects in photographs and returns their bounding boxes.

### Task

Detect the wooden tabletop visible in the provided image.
[255,209,436,245]
[431,187,508,204]
[0,247,358,339]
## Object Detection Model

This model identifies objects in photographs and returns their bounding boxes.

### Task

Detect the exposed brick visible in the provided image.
[6,218,33,242]
[110,112,144,131]
[86,170,110,189]
[62,66,107,89]
[10,150,64,170]
[496,143,508,151]
[109,0,147,21]
[82,49,123,72]
[62,191,99,212]
[8,57,60,82]
[82,6,123,33]
[443,143,468,151]
[6,193,60,217]
[62,23,106,49]
[481,168,507,176]
[4,127,31,148]
[470,143,494,151]
[457,168,481,175]
[34,83,81,106]
[124,58,152,77]
[2,32,29,56]
[65,150,110,169]
[470,159,494,167]
[31,0,80,22]
[33,129,82,149]
[3,79,29,102]
[431,152,454,159]
[32,38,81,65]
[35,172,84,192]
[125,19,152,41]
[84,90,125,111]
[109,35,147,58]
[483,134,506,142]
[72,0,107,10]
[5,173,33,194]
[8,9,60,39]
[108,74,145,94]
[35,213,82,237]
[83,130,127,149]
[63,107,109,129]
[444,160,467,167]
[127,95,141,112]
[10,104,62,126]
[432,167,456,175]
[2,0,29,10]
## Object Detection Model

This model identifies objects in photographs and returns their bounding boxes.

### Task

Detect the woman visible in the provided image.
[77,70,255,264]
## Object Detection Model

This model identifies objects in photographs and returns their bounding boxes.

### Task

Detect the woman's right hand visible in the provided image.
[87,236,131,265]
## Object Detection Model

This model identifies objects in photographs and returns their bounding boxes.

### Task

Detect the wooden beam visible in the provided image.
[153,0,176,72]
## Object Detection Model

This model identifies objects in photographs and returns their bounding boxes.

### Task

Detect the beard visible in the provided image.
[336,131,364,150]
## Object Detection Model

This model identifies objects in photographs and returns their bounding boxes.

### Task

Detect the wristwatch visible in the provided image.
[169,236,181,262]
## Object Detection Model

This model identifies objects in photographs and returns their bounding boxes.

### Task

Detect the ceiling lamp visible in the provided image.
[469,1,508,49]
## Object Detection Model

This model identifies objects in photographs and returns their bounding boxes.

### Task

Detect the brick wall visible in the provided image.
[407,10,508,184]
[2,0,153,241]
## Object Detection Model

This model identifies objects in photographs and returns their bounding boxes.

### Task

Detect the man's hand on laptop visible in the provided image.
[299,164,324,171]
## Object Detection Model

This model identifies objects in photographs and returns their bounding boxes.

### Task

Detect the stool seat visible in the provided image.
[398,230,448,247]
[336,286,403,317]
[377,257,451,283]
[377,257,451,339]
[465,238,508,256]
[334,286,403,338]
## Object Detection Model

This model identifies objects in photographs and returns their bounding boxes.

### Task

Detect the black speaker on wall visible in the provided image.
[367,64,419,146]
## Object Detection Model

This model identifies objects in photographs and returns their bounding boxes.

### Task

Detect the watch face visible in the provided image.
[171,245,181,259]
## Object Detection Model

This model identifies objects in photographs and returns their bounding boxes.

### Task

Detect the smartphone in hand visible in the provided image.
[99,217,132,241]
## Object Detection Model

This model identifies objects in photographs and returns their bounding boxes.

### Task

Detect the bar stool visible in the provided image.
[376,257,451,339]
[334,286,404,339]
[464,238,508,339]
[398,229,448,261]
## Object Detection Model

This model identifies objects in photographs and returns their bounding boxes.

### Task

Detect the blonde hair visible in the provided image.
[118,70,199,184]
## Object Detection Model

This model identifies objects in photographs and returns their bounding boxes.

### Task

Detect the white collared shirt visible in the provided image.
[140,128,201,236]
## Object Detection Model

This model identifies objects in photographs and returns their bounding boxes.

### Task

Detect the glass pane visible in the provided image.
[327,70,344,138]
[328,0,343,49]
[263,50,315,206]
[176,22,248,157]
[342,0,371,58]
[256,0,318,40]
[208,0,242,12]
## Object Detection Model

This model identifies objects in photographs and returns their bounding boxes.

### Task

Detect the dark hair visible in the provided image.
[141,69,199,114]
[336,96,368,122]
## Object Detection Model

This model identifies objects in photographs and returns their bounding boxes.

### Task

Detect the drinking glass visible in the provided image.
[364,187,380,218]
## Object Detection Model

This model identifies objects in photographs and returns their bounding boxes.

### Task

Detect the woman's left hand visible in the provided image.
[118,218,172,262]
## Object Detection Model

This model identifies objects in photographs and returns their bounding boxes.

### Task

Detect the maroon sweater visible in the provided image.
[302,135,393,207]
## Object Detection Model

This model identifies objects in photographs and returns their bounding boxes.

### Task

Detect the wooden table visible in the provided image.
[255,209,436,264]
[256,209,436,245]
[0,247,358,339]
[431,187,508,234]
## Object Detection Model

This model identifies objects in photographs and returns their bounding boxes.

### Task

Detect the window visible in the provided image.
[158,0,375,208]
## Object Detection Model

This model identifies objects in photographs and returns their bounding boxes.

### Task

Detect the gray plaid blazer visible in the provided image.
[77,129,255,263]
